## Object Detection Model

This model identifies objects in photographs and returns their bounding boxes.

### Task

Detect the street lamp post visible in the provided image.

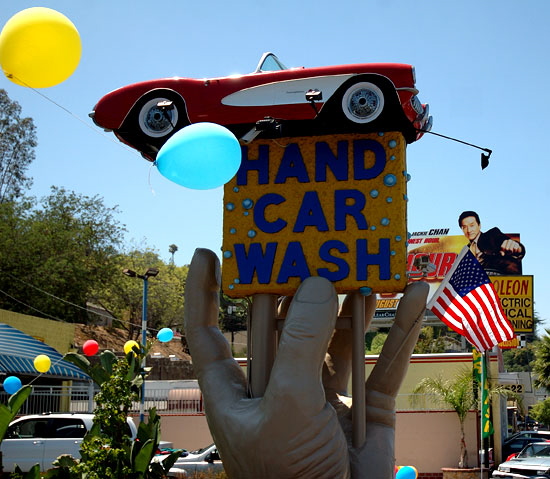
[122,267,159,422]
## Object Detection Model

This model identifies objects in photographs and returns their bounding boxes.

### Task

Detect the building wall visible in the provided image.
[1,311,500,473]
[146,409,479,474]
[0,310,75,353]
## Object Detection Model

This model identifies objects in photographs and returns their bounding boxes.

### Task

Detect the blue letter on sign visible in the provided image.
[353,139,386,180]
[294,191,329,232]
[254,193,287,233]
[334,189,368,231]
[317,240,350,281]
[238,144,270,185]
[234,243,277,284]
[275,144,310,184]
[277,242,311,283]
[356,238,391,280]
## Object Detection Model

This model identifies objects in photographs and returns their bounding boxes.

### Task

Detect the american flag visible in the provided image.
[427,246,514,352]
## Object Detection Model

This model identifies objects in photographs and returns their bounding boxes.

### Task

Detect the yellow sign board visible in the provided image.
[499,336,520,349]
[222,132,409,297]
[490,275,534,333]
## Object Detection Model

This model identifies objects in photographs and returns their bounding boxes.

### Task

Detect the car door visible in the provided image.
[1,418,48,472]
[42,417,87,468]
[195,448,224,474]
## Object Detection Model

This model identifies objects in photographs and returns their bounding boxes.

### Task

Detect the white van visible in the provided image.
[0,413,138,473]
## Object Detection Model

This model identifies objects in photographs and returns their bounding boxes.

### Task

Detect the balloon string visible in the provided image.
[26,355,70,386]
[7,73,141,155]
[148,162,157,195]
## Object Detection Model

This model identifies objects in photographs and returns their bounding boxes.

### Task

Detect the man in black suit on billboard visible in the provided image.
[458,210,525,275]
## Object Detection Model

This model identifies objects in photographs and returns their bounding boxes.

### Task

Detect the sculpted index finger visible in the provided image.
[184,249,236,370]
[185,248,221,331]
[184,248,248,408]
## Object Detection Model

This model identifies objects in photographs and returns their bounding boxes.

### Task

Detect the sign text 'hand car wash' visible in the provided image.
[222,132,409,297]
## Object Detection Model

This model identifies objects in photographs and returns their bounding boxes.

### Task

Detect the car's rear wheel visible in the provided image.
[340,81,384,124]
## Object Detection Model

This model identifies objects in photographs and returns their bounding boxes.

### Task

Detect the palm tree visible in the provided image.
[412,366,521,469]
[533,331,550,390]
[412,368,476,468]
[168,244,178,265]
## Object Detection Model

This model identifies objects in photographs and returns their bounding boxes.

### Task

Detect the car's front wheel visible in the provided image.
[138,97,178,138]
[340,81,385,124]
[135,91,188,139]
[119,89,190,161]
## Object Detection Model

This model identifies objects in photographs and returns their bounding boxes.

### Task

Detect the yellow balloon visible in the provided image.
[0,7,81,88]
[34,354,51,373]
[124,340,140,355]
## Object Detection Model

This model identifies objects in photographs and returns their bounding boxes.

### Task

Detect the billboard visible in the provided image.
[376,227,533,336]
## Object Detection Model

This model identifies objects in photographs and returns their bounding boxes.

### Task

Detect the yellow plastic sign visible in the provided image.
[222,132,409,297]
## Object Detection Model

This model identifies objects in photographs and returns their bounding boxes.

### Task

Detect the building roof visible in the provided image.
[0,323,90,381]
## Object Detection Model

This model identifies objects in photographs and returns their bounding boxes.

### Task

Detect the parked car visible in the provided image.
[163,443,223,477]
[90,52,432,161]
[0,413,138,473]
[502,431,550,459]
[493,442,550,479]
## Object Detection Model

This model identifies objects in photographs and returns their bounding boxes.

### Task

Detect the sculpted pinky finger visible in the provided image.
[366,281,428,398]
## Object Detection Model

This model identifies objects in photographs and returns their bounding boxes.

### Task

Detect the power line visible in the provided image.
[0,272,177,334]
[3,271,117,321]
[0,287,63,321]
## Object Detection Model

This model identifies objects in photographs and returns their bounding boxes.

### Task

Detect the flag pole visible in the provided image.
[480,352,485,479]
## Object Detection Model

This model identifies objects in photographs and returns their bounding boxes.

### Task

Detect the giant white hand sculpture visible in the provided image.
[184,248,428,479]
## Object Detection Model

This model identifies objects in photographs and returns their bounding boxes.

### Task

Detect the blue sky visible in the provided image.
[1,1,549,328]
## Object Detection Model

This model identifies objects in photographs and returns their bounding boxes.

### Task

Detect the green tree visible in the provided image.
[99,249,188,338]
[0,187,125,322]
[412,367,519,469]
[412,368,477,468]
[219,294,249,354]
[168,244,178,265]
[529,398,550,428]
[503,343,537,372]
[532,331,550,389]
[0,90,37,203]
[413,326,447,354]
[365,332,388,354]
[0,386,32,474]
[56,347,181,479]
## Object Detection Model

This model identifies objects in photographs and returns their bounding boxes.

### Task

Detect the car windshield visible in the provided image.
[190,444,214,455]
[518,444,550,458]
[255,53,287,73]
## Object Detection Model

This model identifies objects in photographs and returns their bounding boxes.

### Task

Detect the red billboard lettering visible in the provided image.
[492,278,530,296]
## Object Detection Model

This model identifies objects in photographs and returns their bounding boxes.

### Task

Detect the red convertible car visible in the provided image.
[90,53,432,161]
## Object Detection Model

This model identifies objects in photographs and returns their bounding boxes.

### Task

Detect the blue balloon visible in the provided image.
[396,466,418,479]
[3,376,22,395]
[157,327,174,343]
[156,122,242,190]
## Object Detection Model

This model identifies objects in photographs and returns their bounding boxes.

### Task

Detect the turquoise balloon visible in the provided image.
[3,376,22,394]
[156,122,242,190]
[157,327,174,343]
[396,466,418,479]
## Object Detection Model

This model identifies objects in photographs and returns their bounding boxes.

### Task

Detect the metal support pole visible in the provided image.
[140,277,148,423]
[352,292,366,448]
[249,294,278,398]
